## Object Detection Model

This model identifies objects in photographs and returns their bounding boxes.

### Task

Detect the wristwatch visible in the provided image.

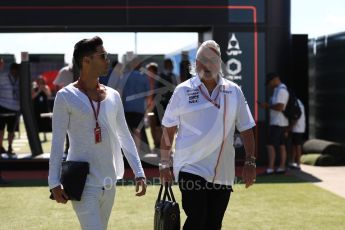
[244,161,257,168]
[135,177,146,182]
[245,155,256,161]
[244,155,256,168]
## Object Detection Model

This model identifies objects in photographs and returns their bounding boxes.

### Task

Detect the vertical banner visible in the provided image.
[224,32,256,116]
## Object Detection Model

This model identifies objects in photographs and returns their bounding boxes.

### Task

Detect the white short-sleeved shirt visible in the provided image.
[162,75,255,186]
[292,99,306,133]
[269,83,289,127]
[48,84,145,189]
[0,72,20,111]
[53,66,74,86]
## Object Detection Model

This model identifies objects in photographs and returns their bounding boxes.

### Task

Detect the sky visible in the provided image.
[0,32,198,64]
[291,0,345,37]
[1,0,345,63]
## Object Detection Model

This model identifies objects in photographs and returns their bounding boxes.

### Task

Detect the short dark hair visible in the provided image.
[265,72,279,85]
[164,58,173,67]
[73,36,103,70]
[164,58,173,64]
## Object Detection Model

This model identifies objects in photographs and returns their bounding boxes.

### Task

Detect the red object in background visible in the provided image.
[41,70,59,93]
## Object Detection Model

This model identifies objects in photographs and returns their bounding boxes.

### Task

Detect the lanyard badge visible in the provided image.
[78,80,103,144]
[89,99,102,144]
[94,125,102,144]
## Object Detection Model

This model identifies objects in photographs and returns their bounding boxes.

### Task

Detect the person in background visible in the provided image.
[151,59,179,150]
[0,57,9,183]
[0,58,4,73]
[106,61,125,95]
[180,51,192,82]
[258,72,289,174]
[49,36,146,230]
[99,60,117,85]
[32,75,52,142]
[122,56,150,154]
[289,98,306,170]
[144,62,160,150]
[53,63,78,155]
[53,64,75,92]
[145,62,157,107]
[160,40,256,230]
[0,63,20,158]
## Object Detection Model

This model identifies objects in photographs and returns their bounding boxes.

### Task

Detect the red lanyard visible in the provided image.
[77,80,103,143]
[77,80,101,128]
[198,85,220,109]
[88,97,100,128]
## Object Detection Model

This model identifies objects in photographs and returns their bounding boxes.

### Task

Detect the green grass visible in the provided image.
[2,121,345,229]
[1,175,345,230]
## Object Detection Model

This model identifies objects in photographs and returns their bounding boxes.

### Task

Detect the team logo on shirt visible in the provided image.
[220,89,232,94]
[187,89,199,104]
[220,85,232,94]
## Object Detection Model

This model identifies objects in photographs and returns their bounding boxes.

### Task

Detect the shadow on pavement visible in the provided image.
[255,170,322,184]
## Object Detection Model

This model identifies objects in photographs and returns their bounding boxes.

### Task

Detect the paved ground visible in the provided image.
[290,164,345,199]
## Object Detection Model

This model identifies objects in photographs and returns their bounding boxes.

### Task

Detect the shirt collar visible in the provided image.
[192,74,226,87]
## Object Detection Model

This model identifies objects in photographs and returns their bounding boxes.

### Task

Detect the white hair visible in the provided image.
[190,40,223,76]
[196,40,221,59]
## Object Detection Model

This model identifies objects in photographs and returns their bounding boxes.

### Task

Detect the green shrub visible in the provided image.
[301,153,321,165]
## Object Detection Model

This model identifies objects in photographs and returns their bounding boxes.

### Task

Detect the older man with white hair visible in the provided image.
[159,40,256,229]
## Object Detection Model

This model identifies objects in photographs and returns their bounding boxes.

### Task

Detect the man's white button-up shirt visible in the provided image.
[162,75,255,185]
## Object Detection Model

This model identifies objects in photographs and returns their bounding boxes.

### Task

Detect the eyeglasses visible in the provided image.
[92,52,109,60]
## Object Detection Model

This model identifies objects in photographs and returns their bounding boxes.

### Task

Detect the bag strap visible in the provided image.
[163,183,176,202]
[156,184,164,203]
[163,187,171,202]
[158,183,176,203]
[168,185,176,203]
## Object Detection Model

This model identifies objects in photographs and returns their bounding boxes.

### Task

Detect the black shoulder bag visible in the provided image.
[50,161,89,201]
[154,183,180,230]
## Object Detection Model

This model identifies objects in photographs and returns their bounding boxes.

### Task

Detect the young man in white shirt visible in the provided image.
[159,40,256,230]
[49,36,146,230]
[290,99,306,169]
[259,73,289,174]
